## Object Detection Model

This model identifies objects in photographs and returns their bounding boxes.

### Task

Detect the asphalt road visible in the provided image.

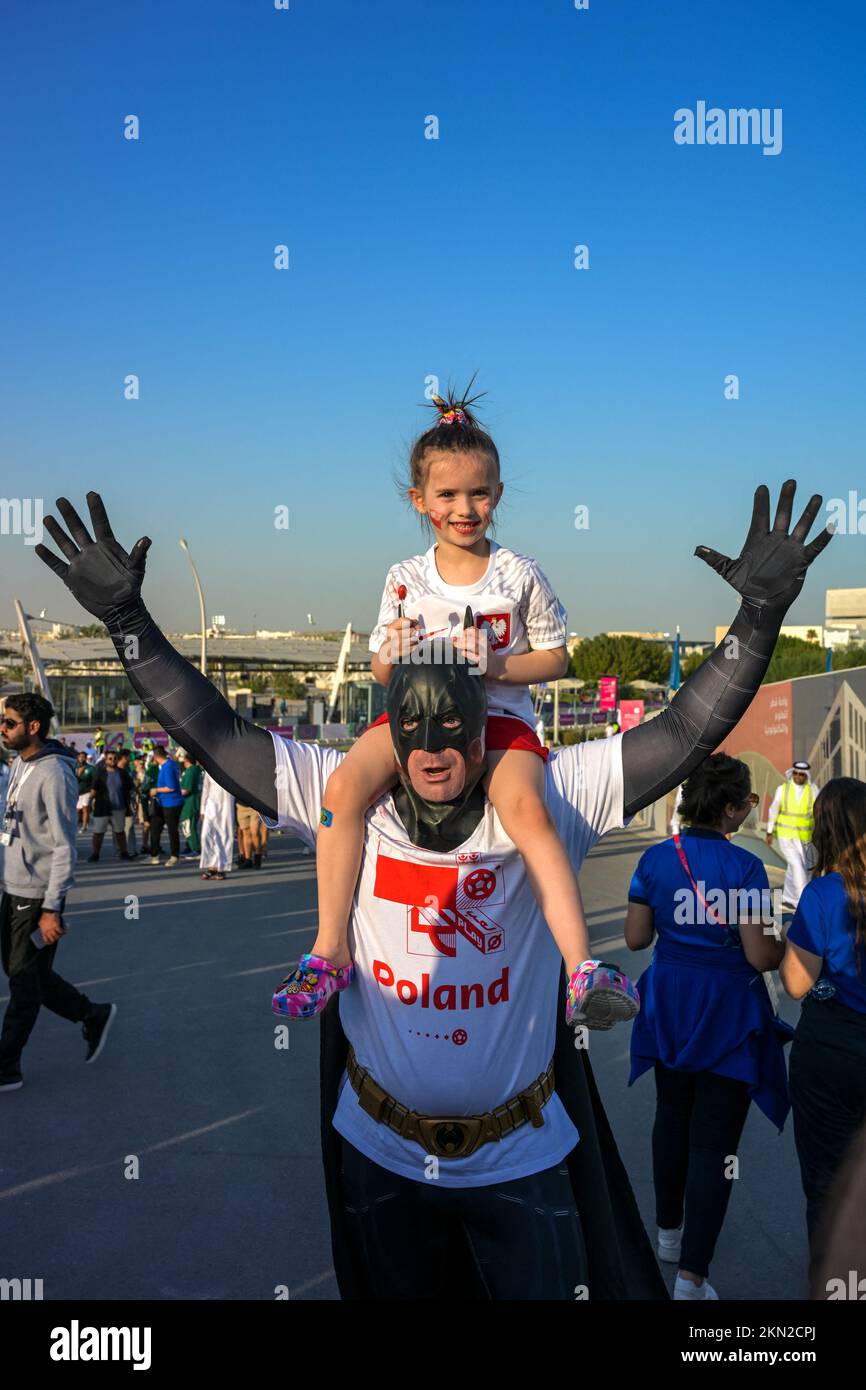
[0,823,809,1301]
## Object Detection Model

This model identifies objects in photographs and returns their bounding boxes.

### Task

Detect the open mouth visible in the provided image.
[450,521,478,534]
[419,764,450,782]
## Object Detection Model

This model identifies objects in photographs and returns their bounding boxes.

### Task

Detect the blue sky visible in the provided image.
[2,0,864,640]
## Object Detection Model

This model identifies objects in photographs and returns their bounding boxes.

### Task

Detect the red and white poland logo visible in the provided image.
[371,850,510,1015]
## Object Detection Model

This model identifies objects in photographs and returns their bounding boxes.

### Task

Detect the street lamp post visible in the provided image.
[178,538,207,676]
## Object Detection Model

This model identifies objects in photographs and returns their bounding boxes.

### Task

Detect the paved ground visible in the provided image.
[0,823,809,1301]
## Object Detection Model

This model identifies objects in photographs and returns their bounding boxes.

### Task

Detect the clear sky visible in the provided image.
[2,0,864,640]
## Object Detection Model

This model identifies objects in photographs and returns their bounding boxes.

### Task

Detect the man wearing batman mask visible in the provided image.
[35,483,832,1300]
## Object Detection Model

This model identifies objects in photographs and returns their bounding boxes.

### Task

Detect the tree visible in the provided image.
[272,671,306,699]
[763,634,827,683]
[832,645,866,671]
[570,635,669,686]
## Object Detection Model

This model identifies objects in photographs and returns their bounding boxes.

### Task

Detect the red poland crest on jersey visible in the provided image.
[476,611,511,650]
[373,848,507,958]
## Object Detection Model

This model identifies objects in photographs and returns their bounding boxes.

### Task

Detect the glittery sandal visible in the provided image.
[272,951,356,1019]
[566,959,640,1030]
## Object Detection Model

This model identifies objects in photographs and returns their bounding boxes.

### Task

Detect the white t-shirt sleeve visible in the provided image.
[546,732,630,865]
[263,731,346,849]
[520,560,568,651]
[368,566,403,655]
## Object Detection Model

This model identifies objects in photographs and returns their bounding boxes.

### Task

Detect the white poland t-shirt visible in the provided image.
[266,730,629,1187]
[368,541,568,727]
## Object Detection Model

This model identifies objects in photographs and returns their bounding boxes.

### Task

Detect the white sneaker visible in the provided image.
[658,1226,682,1263]
[674,1275,719,1300]
[149,856,161,865]
[164,856,178,867]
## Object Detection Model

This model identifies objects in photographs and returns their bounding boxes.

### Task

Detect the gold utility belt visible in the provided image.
[346,1045,555,1160]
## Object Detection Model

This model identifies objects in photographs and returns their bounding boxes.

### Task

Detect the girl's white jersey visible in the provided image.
[369,541,568,727]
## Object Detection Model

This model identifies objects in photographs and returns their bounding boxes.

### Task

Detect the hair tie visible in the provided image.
[431,393,466,426]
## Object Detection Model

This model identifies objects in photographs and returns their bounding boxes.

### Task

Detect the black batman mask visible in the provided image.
[386,640,488,850]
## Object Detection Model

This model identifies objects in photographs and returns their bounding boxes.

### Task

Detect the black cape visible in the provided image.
[320,967,669,1300]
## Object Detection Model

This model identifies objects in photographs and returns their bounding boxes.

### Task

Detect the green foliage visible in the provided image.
[561,727,608,745]
[680,649,708,680]
[79,623,108,638]
[570,634,669,685]
[763,634,827,683]
[832,645,866,671]
[679,633,842,686]
[272,671,307,699]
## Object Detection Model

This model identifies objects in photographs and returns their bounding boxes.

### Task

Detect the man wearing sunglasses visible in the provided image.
[0,694,116,1091]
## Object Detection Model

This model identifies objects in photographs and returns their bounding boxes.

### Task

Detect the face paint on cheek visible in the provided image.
[428,509,444,530]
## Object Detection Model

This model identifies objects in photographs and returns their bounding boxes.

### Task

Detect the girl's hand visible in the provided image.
[451,625,489,670]
[382,616,419,661]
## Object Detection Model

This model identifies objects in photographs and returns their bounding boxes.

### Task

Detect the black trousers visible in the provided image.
[0,893,90,1072]
[789,994,866,1272]
[149,803,180,857]
[652,1061,752,1277]
[339,1139,588,1299]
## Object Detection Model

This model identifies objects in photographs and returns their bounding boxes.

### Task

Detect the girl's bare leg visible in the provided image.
[312,722,398,965]
[484,749,590,975]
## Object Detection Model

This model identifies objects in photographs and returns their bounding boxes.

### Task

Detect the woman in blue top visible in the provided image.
[780,777,866,1279]
[625,753,791,1302]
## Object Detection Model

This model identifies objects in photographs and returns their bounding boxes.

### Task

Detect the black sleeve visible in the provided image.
[621,597,783,819]
[103,599,278,820]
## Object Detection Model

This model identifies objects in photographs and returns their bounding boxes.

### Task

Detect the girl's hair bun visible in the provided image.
[425,373,487,429]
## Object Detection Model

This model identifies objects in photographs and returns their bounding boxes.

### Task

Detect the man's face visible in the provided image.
[793,770,808,785]
[0,706,38,752]
[105,753,118,770]
[387,644,488,806]
[398,711,486,802]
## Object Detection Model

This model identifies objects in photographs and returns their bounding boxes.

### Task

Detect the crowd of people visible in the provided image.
[0,726,266,877]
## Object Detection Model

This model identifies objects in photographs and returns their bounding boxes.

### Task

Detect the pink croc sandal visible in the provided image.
[272,952,356,1020]
[566,959,640,1031]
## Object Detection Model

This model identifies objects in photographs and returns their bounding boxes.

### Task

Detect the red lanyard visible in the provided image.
[672,832,730,930]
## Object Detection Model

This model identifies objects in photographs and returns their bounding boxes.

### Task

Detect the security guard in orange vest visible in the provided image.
[766,760,819,909]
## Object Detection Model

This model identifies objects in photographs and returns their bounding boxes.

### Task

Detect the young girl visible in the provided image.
[275,385,639,1029]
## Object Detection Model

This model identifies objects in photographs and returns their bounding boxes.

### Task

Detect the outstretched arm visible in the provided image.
[621,481,834,819]
[35,493,279,819]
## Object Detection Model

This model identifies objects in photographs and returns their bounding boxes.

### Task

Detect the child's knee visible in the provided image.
[497,786,553,832]
[322,763,368,815]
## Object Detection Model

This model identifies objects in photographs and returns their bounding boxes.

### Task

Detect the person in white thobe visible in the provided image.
[669,782,685,836]
[199,771,235,875]
[766,761,819,908]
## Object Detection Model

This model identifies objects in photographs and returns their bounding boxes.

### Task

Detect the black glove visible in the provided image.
[695,479,834,612]
[35,492,151,624]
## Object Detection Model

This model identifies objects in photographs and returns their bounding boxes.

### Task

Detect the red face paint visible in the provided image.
[429,510,444,530]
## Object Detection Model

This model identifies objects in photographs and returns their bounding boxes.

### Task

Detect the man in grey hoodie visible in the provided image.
[0,692,116,1091]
